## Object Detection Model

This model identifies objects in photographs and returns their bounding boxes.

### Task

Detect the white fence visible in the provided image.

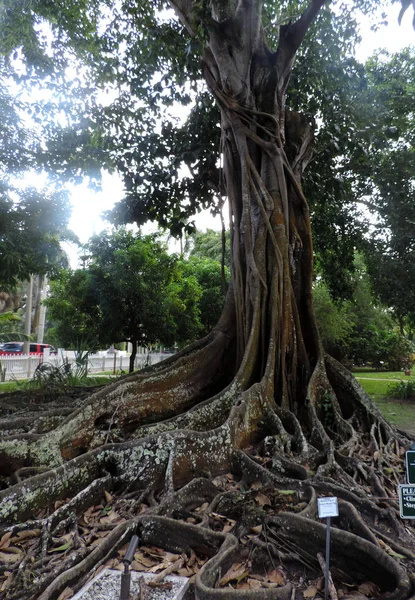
[0,351,171,382]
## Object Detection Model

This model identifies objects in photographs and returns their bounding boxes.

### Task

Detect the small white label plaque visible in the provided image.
[318,496,339,518]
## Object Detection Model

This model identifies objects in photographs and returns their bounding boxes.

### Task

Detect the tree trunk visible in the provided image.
[0,2,414,599]
[129,339,137,373]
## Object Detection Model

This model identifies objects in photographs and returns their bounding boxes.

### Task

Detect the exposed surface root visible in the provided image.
[0,357,414,600]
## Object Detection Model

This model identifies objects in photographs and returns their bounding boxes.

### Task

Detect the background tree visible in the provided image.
[181,255,230,336]
[0,187,73,286]
[46,229,202,371]
[314,254,415,369]
[1,2,415,600]
[0,311,26,343]
[358,49,415,332]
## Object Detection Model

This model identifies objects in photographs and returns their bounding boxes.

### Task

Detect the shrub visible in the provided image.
[387,380,415,400]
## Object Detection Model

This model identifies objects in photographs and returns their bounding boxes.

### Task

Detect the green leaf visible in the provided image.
[388,550,407,560]
[48,542,71,553]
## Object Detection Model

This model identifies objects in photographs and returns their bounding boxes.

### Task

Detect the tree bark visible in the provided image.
[0,1,414,599]
[129,339,137,373]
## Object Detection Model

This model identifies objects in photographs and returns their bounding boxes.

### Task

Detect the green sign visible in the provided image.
[398,484,415,519]
[406,451,415,484]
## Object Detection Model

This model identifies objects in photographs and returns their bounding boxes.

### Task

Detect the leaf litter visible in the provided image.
[0,466,394,600]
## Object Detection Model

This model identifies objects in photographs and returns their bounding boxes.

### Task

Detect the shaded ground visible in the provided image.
[1,362,414,600]
[371,398,415,436]
[356,378,415,436]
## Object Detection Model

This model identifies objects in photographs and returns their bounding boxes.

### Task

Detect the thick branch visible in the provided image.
[288,0,328,53]
[276,0,327,81]
[168,0,196,35]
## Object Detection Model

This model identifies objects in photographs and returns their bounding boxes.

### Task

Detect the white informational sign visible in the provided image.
[318,496,339,518]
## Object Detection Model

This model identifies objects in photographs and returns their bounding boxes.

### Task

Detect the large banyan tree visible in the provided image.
[1,1,415,598]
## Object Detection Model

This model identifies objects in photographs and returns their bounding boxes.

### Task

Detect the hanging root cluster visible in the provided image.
[1,5,414,596]
[0,339,414,600]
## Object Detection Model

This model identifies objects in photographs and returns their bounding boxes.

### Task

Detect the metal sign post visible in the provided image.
[398,484,415,519]
[405,450,415,484]
[318,497,339,600]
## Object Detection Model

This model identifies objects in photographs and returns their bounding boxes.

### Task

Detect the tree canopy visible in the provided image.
[1,3,415,600]
[46,229,202,370]
[0,187,73,288]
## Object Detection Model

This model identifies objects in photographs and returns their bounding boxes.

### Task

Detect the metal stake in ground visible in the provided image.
[317,497,339,600]
[120,534,140,600]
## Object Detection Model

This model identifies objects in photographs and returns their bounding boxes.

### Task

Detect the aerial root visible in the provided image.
[316,553,338,600]
[153,477,218,518]
[371,529,415,560]
[310,479,391,519]
[197,533,293,600]
[326,356,405,444]
[232,449,303,489]
[336,499,380,545]
[132,382,239,439]
[0,407,74,436]
[267,513,412,600]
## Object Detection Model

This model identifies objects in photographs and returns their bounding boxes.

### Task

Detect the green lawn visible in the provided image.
[355,374,415,435]
[372,397,415,435]
[353,369,415,398]
[356,378,391,397]
[353,369,415,380]
[0,375,115,394]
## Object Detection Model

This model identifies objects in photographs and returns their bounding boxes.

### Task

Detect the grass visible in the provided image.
[372,397,415,434]
[355,373,415,435]
[353,368,415,397]
[353,369,415,380]
[356,378,391,397]
[0,381,22,393]
[0,375,115,394]
[1,368,414,433]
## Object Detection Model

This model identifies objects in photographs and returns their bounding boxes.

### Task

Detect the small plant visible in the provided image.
[28,352,94,391]
[321,391,335,426]
[387,380,415,400]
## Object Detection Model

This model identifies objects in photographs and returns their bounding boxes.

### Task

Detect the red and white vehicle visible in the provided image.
[0,342,57,356]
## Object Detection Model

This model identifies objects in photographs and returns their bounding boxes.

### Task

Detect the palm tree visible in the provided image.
[0,311,27,343]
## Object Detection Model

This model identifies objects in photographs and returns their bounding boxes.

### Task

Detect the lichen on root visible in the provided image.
[0,349,414,600]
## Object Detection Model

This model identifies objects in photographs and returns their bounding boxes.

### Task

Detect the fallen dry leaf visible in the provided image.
[12,529,41,542]
[99,510,122,525]
[219,563,249,586]
[0,572,14,592]
[303,585,319,599]
[103,558,119,570]
[266,569,285,586]
[104,490,113,504]
[251,525,263,535]
[237,578,262,590]
[178,567,193,577]
[250,481,263,490]
[57,587,73,600]
[131,560,148,572]
[133,552,158,567]
[0,551,21,565]
[0,532,12,550]
[358,582,380,597]
[255,493,271,507]
[141,545,165,556]
[186,517,197,524]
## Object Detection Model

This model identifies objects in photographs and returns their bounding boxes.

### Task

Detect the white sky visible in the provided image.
[63,2,414,266]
